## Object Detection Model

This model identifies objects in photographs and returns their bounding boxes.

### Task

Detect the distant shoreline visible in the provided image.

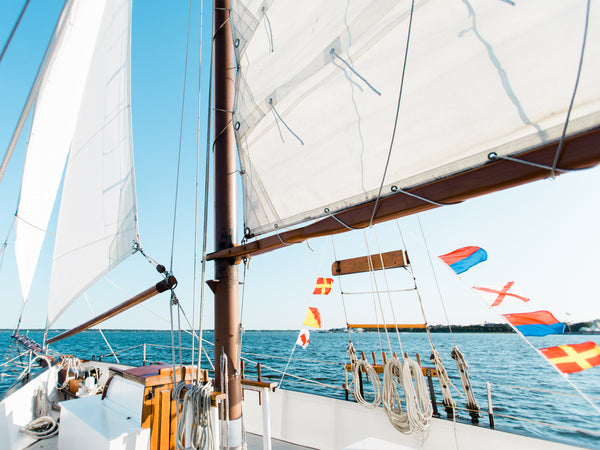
[2,320,598,334]
[329,321,599,334]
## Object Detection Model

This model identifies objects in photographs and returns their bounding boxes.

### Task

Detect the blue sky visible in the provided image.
[0,1,598,333]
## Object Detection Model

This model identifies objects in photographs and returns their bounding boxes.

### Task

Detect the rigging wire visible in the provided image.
[551,0,591,177]
[279,238,330,388]
[197,8,214,383]
[361,229,395,356]
[0,0,74,185]
[0,0,30,65]
[169,0,194,273]
[330,236,351,334]
[83,293,119,363]
[369,0,416,227]
[411,217,457,347]
[169,2,193,435]
[191,0,207,378]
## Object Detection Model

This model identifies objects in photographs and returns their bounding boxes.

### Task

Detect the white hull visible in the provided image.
[0,366,59,450]
[0,367,586,450]
[242,388,580,450]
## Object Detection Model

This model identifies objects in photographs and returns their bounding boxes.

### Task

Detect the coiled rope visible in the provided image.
[382,357,432,435]
[346,342,381,408]
[174,381,214,450]
[21,359,58,439]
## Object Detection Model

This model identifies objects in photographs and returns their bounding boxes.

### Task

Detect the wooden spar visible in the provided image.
[46,277,176,345]
[213,0,242,431]
[206,126,600,261]
[332,250,409,276]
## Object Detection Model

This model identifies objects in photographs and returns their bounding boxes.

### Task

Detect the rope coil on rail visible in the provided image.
[382,357,432,435]
[346,342,381,408]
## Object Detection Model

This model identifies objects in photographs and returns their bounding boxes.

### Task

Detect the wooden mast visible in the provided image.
[213,0,242,444]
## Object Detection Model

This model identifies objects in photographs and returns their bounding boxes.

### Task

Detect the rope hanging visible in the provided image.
[346,342,382,408]
[451,346,480,420]
[429,349,457,411]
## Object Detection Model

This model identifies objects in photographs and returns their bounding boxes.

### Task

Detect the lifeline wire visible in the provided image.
[369,0,416,227]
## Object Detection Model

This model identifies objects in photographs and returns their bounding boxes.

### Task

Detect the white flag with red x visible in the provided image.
[472,281,530,307]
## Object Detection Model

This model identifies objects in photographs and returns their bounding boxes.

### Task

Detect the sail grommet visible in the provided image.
[391,185,398,192]
[488,152,498,160]
[274,224,278,229]
[235,122,240,130]
[324,208,330,213]
[234,38,240,48]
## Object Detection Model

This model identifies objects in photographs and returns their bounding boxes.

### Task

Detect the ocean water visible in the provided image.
[1,330,599,449]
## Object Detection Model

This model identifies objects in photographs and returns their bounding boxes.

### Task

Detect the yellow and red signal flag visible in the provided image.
[313,277,333,295]
[539,341,600,374]
[303,307,322,328]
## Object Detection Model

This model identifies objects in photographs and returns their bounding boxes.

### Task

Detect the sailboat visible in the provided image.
[0,0,599,449]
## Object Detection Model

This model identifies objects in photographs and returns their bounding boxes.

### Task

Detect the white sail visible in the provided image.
[14,0,108,302]
[230,0,600,237]
[47,0,137,326]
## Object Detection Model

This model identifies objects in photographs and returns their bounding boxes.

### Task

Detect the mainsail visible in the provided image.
[14,1,108,303]
[230,0,600,237]
[11,0,137,325]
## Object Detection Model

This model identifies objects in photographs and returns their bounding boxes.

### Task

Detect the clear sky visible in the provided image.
[0,1,598,334]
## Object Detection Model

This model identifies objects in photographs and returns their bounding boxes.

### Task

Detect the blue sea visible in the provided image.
[1,330,599,449]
